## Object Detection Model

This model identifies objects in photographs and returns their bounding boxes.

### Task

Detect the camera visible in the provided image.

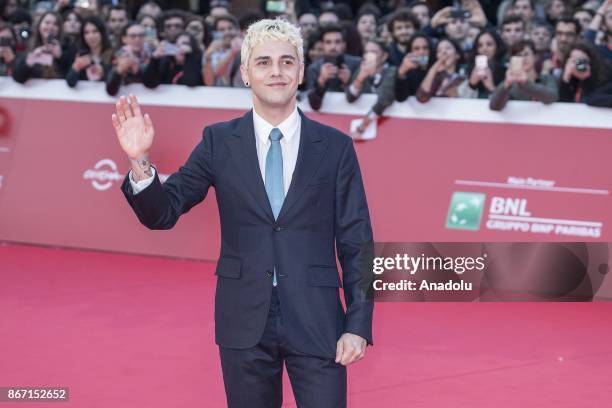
[19,27,31,41]
[162,42,180,56]
[450,8,471,20]
[575,58,589,72]
[410,55,429,68]
[324,54,344,68]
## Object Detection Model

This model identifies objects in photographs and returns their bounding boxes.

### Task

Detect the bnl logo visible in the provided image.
[446,192,531,231]
[446,192,486,231]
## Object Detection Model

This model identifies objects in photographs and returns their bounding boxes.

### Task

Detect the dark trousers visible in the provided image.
[219,287,347,408]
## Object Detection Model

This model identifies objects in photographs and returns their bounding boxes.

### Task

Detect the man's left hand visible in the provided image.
[335,333,367,366]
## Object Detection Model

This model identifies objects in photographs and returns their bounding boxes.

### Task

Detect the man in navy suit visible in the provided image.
[112,18,374,408]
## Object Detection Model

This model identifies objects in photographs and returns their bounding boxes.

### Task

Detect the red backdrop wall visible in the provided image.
[1,80,611,261]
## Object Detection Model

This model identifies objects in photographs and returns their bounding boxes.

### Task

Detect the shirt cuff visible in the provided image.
[129,166,156,194]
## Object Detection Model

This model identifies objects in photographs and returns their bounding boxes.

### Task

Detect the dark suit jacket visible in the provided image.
[121,109,374,358]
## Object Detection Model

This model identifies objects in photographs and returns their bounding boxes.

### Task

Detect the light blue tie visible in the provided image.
[265,128,284,286]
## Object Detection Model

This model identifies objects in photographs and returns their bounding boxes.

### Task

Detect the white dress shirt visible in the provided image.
[130,107,301,196]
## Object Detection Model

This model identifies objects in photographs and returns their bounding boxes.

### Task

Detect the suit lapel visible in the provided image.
[276,109,328,223]
[227,110,275,221]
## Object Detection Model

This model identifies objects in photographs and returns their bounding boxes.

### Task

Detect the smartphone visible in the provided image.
[212,31,223,41]
[117,45,133,58]
[475,54,488,70]
[510,56,523,73]
[410,55,429,68]
[364,52,377,65]
[163,42,180,56]
[324,54,344,68]
[266,0,287,13]
[450,8,471,20]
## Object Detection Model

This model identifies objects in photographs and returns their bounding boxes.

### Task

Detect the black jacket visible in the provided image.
[121,109,375,358]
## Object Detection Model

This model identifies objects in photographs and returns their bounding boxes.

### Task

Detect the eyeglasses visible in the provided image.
[164,23,183,29]
[127,33,145,38]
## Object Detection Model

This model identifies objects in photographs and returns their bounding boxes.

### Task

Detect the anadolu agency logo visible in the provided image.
[83,159,123,191]
[446,192,485,231]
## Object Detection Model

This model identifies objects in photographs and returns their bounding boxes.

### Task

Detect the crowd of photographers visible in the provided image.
[0,0,610,137]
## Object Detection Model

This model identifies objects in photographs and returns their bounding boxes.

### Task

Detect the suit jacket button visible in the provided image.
[266,270,273,278]
[273,225,281,232]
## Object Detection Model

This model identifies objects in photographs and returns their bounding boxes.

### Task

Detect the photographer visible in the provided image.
[8,8,32,54]
[159,9,186,44]
[346,38,397,139]
[203,15,241,86]
[12,11,75,83]
[584,0,612,61]
[105,23,150,96]
[306,23,361,110]
[185,15,210,53]
[465,29,506,98]
[143,31,203,88]
[542,17,580,77]
[431,0,487,50]
[416,38,466,102]
[65,16,113,87]
[395,32,433,101]
[137,14,159,55]
[490,40,558,111]
[559,41,609,103]
[0,22,17,76]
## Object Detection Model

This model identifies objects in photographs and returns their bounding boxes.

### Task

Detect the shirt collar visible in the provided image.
[252,106,300,144]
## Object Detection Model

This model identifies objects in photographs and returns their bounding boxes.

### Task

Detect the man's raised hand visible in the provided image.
[112,94,155,161]
[112,94,155,182]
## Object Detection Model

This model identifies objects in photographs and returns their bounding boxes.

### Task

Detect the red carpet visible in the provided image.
[1,242,611,407]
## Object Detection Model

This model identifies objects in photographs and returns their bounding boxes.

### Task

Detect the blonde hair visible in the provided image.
[241,18,304,68]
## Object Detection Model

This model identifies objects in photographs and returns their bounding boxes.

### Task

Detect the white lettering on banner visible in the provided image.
[0,174,3,189]
[83,159,122,191]
[507,176,555,188]
[0,146,10,153]
[83,159,169,191]
[490,197,531,216]
[485,197,603,238]
[486,219,530,232]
